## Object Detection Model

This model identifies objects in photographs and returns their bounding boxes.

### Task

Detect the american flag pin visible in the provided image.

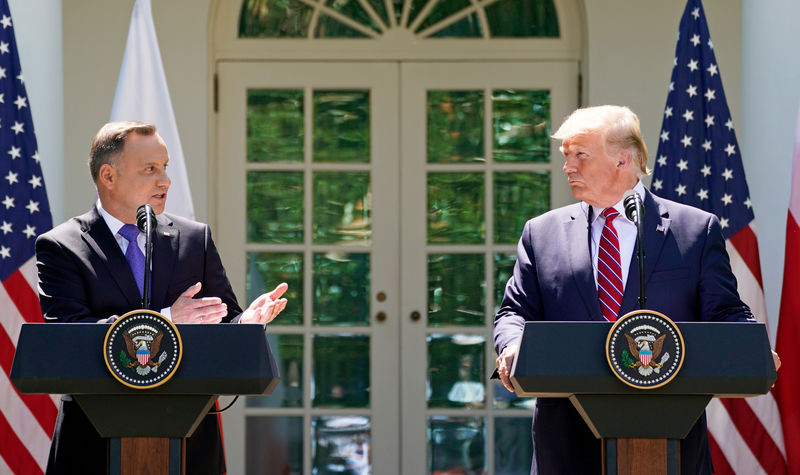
[656,224,665,232]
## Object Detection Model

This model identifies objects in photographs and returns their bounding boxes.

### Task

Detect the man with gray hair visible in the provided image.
[493,105,756,474]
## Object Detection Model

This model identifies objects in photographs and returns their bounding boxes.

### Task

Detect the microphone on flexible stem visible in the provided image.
[136,204,156,310]
[623,190,646,309]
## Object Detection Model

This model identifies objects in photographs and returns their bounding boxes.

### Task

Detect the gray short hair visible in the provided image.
[88,121,157,182]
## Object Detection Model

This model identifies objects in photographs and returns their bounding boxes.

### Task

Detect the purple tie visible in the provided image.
[119,224,144,297]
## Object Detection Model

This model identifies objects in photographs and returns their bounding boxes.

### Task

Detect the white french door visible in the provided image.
[215,60,576,474]
[399,61,577,474]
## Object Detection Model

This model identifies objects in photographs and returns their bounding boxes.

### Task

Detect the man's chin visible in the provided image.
[149,202,166,215]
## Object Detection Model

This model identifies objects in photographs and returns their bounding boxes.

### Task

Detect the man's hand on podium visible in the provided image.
[496,344,520,392]
[240,282,289,325]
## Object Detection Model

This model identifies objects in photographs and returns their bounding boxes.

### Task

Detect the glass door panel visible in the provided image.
[217,62,400,475]
[219,59,576,474]
[400,61,577,474]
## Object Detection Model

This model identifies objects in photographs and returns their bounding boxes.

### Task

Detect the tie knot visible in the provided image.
[119,224,140,243]
[603,208,619,220]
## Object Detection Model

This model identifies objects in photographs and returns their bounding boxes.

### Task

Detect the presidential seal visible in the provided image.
[605,310,684,389]
[103,309,182,389]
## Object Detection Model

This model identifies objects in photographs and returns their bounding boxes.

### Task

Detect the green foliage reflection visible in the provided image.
[313,253,370,326]
[428,254,485,327]
[493,252,517,313]
[429,13,482,38]
[314,90,370,162]
[417,0,471,32]
[427,334,485,408]
[493,89,551,163]
[428,173,485,244]
[313,335,370,407]
[238,0,312,38]
[427,91,484,163]
[247,172,304,243]
[494,171,550,244]
[247,89,303,163]
[326,0,380,33]
[486,0,559,37]
[313,172,371,244]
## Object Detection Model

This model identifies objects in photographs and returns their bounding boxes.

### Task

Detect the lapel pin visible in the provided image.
[656,224,665,232]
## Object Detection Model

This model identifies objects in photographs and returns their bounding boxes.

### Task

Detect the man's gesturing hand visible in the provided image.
[496,344,520,392]
[240,282,289,325]
[170,282,228,324]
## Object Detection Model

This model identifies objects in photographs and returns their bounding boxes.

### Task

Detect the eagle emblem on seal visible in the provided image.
[121,325,169,376]
[623,331,670,376]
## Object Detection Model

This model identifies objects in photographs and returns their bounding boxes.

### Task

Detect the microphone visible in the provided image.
[136,205,156,309]
[136,204,157,234]
[622,190,647,309]
[623,189,644,224]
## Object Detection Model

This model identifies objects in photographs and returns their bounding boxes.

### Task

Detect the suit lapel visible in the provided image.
[79,207,142,310]
[150,214,179,311]
[565,207,604,321]
[620,190,671,314]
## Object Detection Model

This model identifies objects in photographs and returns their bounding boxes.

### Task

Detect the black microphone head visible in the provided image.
[623,190,641,222]
[136,204,156,233]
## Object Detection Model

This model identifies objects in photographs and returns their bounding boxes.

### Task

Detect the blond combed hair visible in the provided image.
[552,105,650,177]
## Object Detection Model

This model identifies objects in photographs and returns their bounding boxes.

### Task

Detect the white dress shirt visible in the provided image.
[581,181,646,292]
[97,199,172,318]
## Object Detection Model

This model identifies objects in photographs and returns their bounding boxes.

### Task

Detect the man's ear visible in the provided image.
[617,149,632,169]
[97,163,116,189]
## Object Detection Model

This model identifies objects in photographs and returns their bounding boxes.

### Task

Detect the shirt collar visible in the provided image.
[96,199,128,237]
[581,180,646,225]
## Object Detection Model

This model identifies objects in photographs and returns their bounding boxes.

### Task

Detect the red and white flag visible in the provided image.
[774,106,800,474]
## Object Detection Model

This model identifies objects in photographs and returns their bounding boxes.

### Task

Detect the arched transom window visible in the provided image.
[238,0,559,39]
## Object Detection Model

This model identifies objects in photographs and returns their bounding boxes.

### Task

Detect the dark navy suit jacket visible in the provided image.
[494,189,753,474]
[36,206,242,475]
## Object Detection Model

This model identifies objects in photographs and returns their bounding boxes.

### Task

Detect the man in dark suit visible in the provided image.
[36,121,288,474]
[493,105,757,474]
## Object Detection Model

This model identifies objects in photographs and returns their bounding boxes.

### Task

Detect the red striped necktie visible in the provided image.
[597,208,623,321]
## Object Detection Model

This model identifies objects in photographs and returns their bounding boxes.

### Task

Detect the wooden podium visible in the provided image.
[11,323,279,475]
[510,321,776,474]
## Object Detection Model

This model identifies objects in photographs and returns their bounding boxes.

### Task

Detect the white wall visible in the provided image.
[742,0,800,343]
[584,1,741,172]
[62,0,212,222]
[8,0,64,224]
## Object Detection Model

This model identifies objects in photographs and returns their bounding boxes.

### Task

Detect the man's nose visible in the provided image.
[158,171,171,187]
[563,158,576,173]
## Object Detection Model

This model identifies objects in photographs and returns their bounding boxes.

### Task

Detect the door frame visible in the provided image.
[399,60,578,473]
[215,61,401,475]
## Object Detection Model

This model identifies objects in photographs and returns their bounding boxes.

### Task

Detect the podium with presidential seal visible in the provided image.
[509,310,776,475]
[10,310,279,475]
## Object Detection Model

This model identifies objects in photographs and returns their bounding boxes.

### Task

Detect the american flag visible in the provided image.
[652,1,787,473]
[0,1,57,473]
